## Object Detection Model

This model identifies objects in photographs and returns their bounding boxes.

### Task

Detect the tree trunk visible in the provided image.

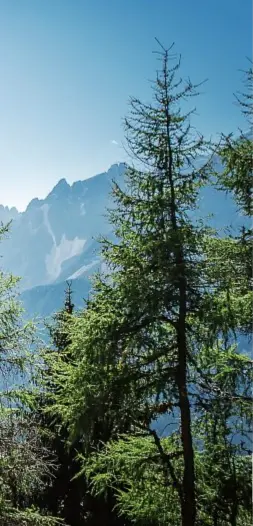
[163,65,197,524]
[177,274,196,526]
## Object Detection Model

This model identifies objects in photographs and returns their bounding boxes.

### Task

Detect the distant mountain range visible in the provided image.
[0,155,248,320]
[0,163,126,317]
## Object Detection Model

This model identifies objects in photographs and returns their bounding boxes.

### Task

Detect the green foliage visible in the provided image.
[35,284,130,525]
[4,47,251,526]
[217,64,252,216]
[82,430,252,526]
[43,45,252,526]
[84,434,182,525]
[0,507,62,526]
[0,223,60,526]
[218,135,252,216]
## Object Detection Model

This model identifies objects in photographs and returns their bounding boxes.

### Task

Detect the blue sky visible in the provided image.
[0,0,251,210]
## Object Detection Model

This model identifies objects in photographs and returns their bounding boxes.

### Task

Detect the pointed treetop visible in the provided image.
[64,281,74,315]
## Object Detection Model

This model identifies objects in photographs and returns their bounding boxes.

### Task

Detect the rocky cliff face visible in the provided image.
[1,163,126,291]
[0,204,19,224]
[1,153,249,318]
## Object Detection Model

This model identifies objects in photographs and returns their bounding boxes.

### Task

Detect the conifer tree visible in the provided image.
[0,223,60,526]
[99,41,212,525]
[35,283,130,526]
[217,62,252,291]
[47,45,252,526]
[33,282,86,526]
[49,42,213,525]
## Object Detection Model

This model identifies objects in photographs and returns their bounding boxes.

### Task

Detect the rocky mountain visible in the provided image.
[1,153,249,320]
[0,205,20,225]
[1,163,126,294]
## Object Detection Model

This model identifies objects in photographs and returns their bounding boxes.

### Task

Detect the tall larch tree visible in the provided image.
[45,45,252,526]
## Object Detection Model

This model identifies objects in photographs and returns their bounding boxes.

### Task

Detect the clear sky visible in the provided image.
[0,0,251,211]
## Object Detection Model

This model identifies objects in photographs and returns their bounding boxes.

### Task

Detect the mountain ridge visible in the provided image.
[1,163,126,292]
[0,204,20,224]
[0,152,249,319]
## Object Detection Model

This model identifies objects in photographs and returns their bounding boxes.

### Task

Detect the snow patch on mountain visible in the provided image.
[80,203,86,216]
[41,203,56,245]
[46,234,86,281]
[42,201,86,281]
[67,259,99,280]
[0,163,127,292]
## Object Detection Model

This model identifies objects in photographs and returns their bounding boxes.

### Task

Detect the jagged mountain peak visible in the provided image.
[45,163,126,202]
[0,204,20,224]
[46,177,71,200]
[25,197,43,212]
[0,204,18,212]
[0,151,249,319]
[54,177,69,188]
[0,163,126,291]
